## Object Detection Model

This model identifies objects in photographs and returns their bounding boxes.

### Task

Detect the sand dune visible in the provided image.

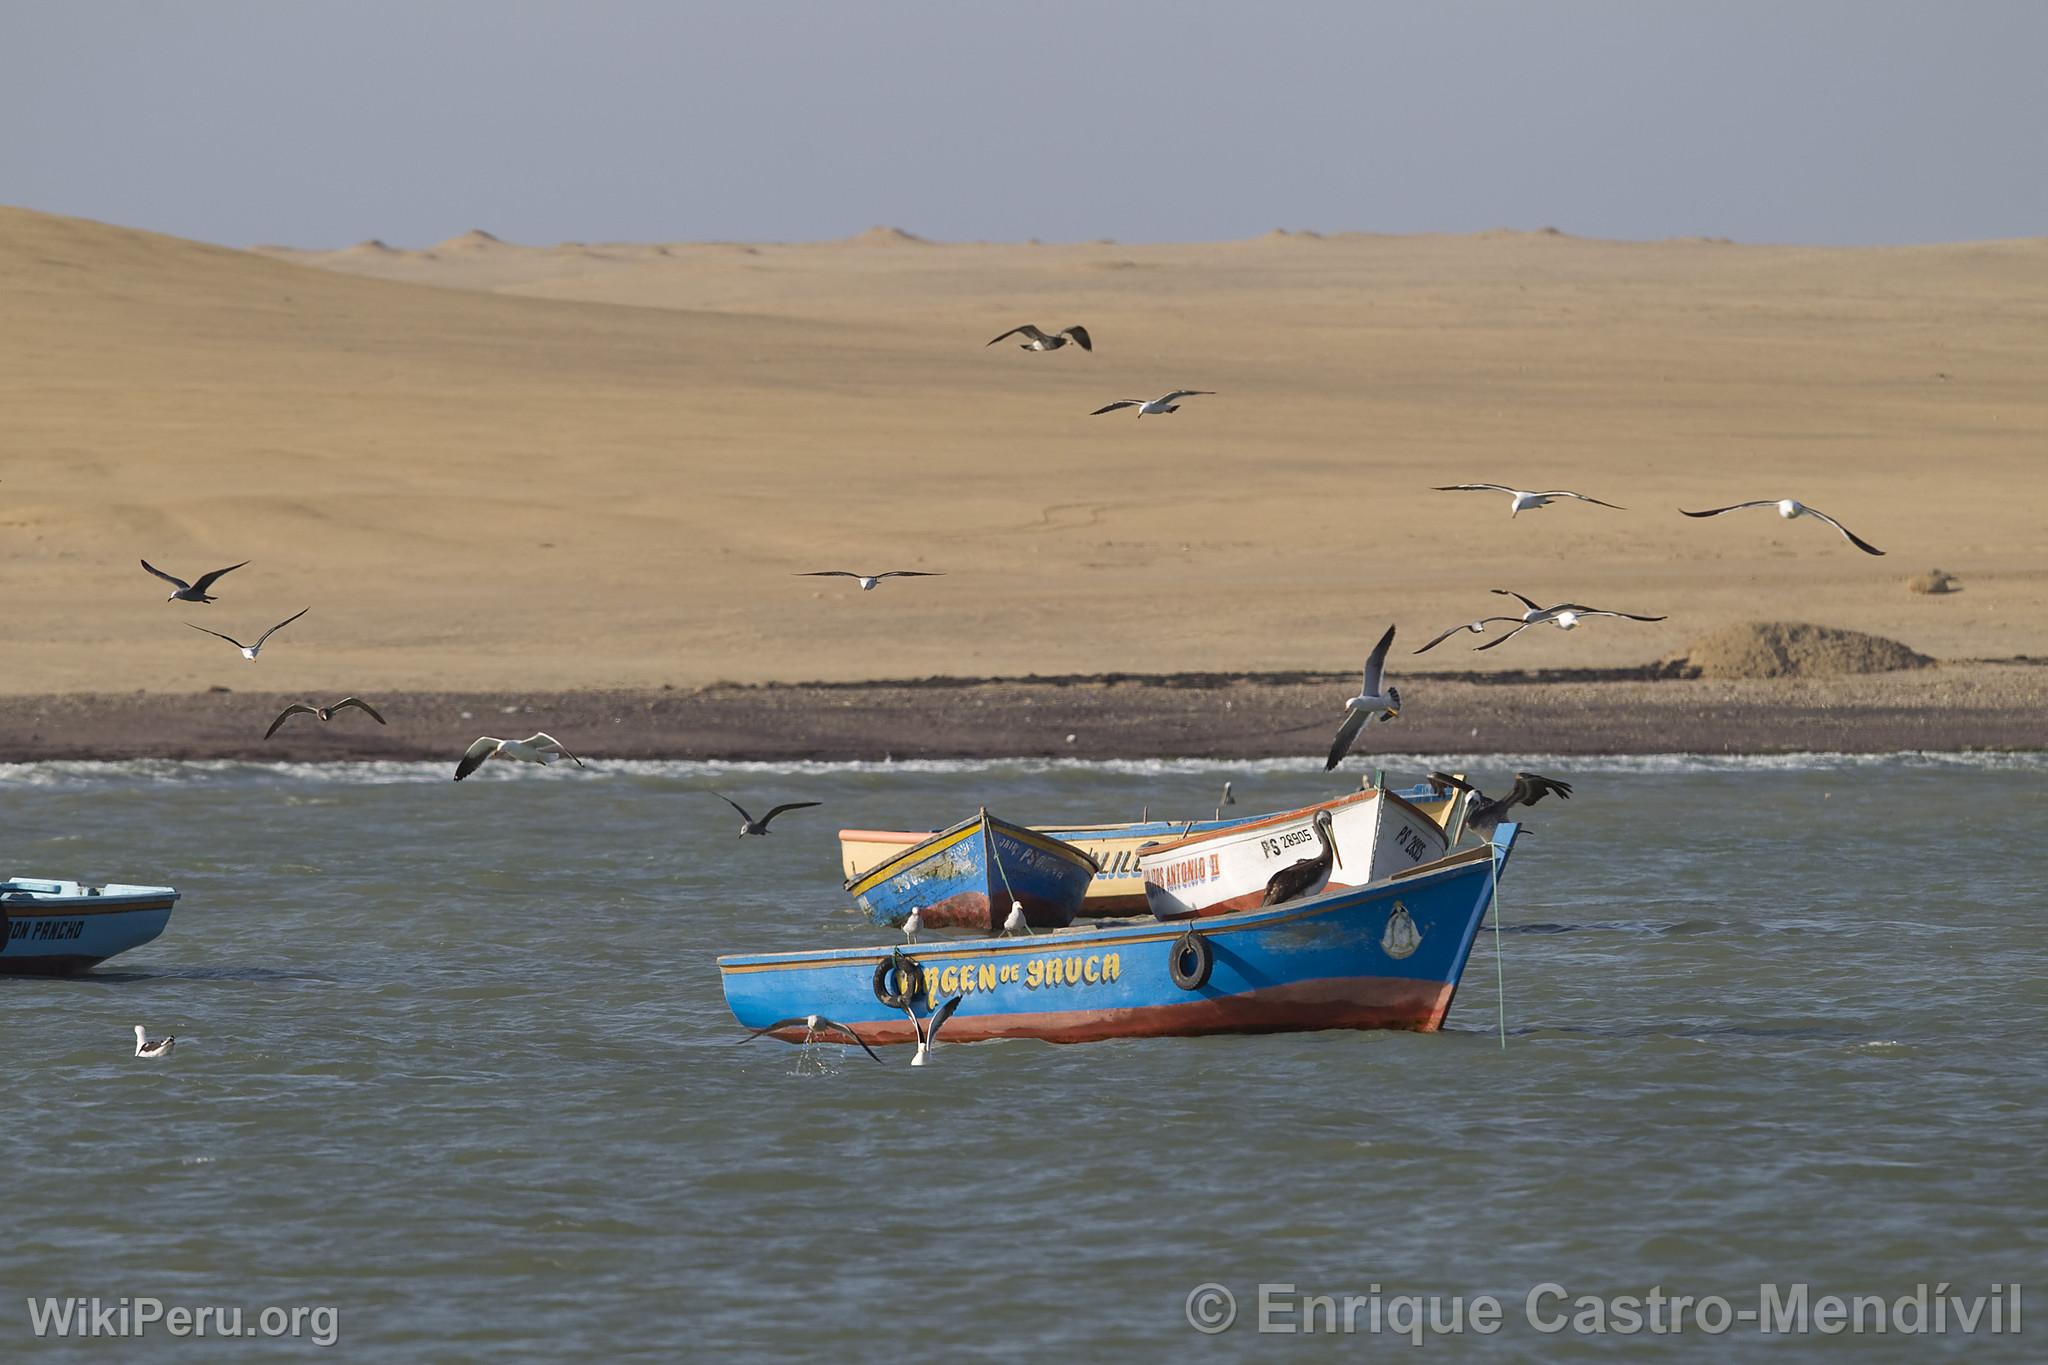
[3,205,2044,697]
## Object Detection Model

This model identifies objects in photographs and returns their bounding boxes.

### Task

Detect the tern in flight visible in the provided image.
[909,994,964,1067]
[1471,604,1666,652]
[1432,484,1625,517]
[798,571,945,591]
[1325,625,1401,771]
[739,1013,882,1062]
[133,1025,175,1059]
[264,696,387,739]
[1090,390,1214,417]
[1431,772,1573,839]
[186,607,308,660]
[986,323,1092,352]
[712,791,822,837]
[1679,499,1885,555]
[452,732,584,781]
[141,558,248,603]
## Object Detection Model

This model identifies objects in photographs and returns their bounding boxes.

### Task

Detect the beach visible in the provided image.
[1,206,2043,750]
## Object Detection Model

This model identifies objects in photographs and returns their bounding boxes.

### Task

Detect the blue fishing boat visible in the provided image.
[725,826,1518,1046]
[1,877,181,975]
[844,808,1100,933]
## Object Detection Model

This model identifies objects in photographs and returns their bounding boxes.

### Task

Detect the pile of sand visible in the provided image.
[1666,622,1933,680]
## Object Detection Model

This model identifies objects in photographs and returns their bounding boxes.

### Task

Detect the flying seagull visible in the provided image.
[1325,625,1400,771]
[133,1024,175,1059]
[1090,390,1214,417]
[1431,772,1573,839]
[986,323,1092,352]
[1471,603,1666,652]
[712,791,821,837]
[1679,499,1885,555]
[1414,589,1574,654]
[1432,484,1625,517]
[141,558,248,603]
[453,732,584,781]
[739,1012,882,1062]
[264,696,386,739]
[798,571,945,591]
[910,994,964,1067]
[186,607,309,661]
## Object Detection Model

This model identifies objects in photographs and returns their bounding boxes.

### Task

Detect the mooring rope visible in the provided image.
[1489,836,1507,1052]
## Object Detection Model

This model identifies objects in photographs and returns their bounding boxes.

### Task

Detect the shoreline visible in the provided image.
[1,664,2041,763]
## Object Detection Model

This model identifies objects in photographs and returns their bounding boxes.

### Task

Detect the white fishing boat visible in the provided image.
[0,877,181,974]
[1137,787,1452,920]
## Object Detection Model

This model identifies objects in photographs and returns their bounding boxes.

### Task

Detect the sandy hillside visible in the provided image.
[2,206,2043,697]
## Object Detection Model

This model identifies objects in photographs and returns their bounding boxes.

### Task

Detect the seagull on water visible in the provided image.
[133,1024,175,1059]
[799,570,945,591]
[264,696,386,739]
[1090,390,1214,417]
[1470,603,1666,652]
[1431,772,1573,838]
[1325,625,1400,771]
[1432,484,1625,517]
[187,607,309,660]
[1001,902,1029,937]
[986,323,1092,352]
[453,732,584,781]
[711,791,821,837]
[739,1013,882,1062]
[1679,499,1885,555]
[910,994,964,1067]
[141,558,248,603]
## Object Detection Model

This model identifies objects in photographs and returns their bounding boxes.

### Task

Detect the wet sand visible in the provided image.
[2,663,2039,763]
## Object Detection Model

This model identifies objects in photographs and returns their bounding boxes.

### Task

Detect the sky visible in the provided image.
[4,2,2045,249]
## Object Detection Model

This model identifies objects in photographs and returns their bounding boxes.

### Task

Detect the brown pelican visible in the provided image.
[739,1013,882,1062]
[1432,484,1626,516]
[140,558,248,603]
[1471,604,1665,652]
[986,323,1092,352]
[711,791,821,837]
[1679,499,1885,555]
[186,607,309,661]
[1325,624,1400,770]
[133,1024,175,1058]
[1431,772,1572,838]
[1260,809,1340,906]
[798,570,945,591]
[1215,781,1236,821]
[453,732,584,781]
[264,696,386,739]
[1090,390,1214,417]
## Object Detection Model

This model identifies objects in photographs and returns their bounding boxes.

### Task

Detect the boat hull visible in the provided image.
[1139,787,1451,919]
[723,830,1517,1046]
[1,880,180,975]
[844,811,1099,933]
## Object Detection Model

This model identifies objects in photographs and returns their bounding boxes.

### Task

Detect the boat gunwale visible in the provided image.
[1135,787,1442,859]
[840,810,1099,897]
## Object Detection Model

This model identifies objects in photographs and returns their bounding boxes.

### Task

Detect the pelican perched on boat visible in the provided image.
[738,1013,882,1062]
[1216,780,1236,821]
[1432,484,1625,516]
[133,1024,174,1058]
[1325,625,1400,771]
[140,558,248,603]
[1090,390,1214,417]
[1679,499,1885,555]
[1471,604,1666,652]
[1431,772,1573,838]
[452,732,585,781]
[186,607,309,660]
[264,696,386,739]
[910,994,964,1067]
[986,323,1092,352]
[1260,809,1340,906]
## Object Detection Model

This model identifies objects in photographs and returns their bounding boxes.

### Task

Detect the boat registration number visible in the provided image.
[8,918,85,943]
[1260,828,1318,860]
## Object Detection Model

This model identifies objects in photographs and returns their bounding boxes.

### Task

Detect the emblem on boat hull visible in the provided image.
[1381,903,1423,959]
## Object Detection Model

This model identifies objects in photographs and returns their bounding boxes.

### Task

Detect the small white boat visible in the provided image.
[1138,788,1452,920]
[0,877,180,974]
